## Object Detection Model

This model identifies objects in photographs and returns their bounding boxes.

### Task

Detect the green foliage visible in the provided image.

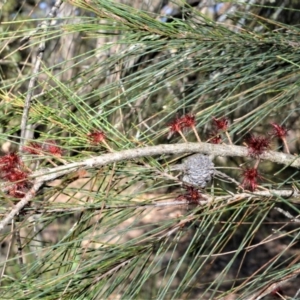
[1,0,300,299]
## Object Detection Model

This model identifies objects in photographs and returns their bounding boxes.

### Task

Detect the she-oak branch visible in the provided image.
[0,142,299,232]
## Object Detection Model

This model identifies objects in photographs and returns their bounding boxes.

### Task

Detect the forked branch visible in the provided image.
[0,142,299,232]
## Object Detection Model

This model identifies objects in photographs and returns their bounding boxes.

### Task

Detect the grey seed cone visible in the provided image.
[181,153,215,188]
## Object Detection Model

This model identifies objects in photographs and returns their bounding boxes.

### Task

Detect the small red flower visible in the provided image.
[270,123,288,139]
[177,186,203,204]
[3,168,31,198]
[181,114,196,129]
[212,117,228,131]
[168,114,201,142]
[23,142,42,154]
[0,153,21,172]
[0,153,31,199]
[169,114,197,132]
[187,187,202,204]
[241,167,261,191]
[4,168,28,184]
[88,130,106,144]
[208,132,222,144]
[169,117,184,134]
[8,185,26,198]
[167,116,186,140]
[246,134,270,157]
[181,114,202,142]
[43,140,63,156]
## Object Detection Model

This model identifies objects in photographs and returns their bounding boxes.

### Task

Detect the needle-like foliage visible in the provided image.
[1,0,300,299]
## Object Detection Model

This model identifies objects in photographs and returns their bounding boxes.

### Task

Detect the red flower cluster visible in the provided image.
[169,116,182,134]
[23,142,42,155]
[241,167,261,191]
[270,122,288,139]
[177,186,203,205]
[169,114,196,134]
[0,153,31,198]
[208,116,230,144]
[269,122,290,153]
[212,116,228,131]
[246,134,270,157]
[181,114,196,129]
[0,153,20,172]
[208,132,222,144]
[23,140,63,157]
[5,168,28,183]
[43,140,63,156]
[88,130,106,144]
[168,114,202,142]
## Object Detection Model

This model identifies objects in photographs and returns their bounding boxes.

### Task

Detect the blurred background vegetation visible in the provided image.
[1,0,300,299]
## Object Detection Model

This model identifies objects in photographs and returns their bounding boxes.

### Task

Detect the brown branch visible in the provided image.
[1,142,299,232]
[14,217,24,267]
[20,0,63,150]
[17,0,63,271]
[10,189,300,217]
[0,182,43,232]
[32,142,300,183]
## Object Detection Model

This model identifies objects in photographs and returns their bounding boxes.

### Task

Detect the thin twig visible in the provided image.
[93,258,134,283]
[282,137,290,154]
[0,182,43,232]
[14,216,24,267]
[19,0,63,150]
[192,126,202,143]
[11,189,300,216]
[178,130,188,143]
[17,0,63,268]
[273,207,300,223]
[0,221,14,286]
[225,131,233,145]
[294,287,300,299]
[244,266,300,300]
[214,170,240,186]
